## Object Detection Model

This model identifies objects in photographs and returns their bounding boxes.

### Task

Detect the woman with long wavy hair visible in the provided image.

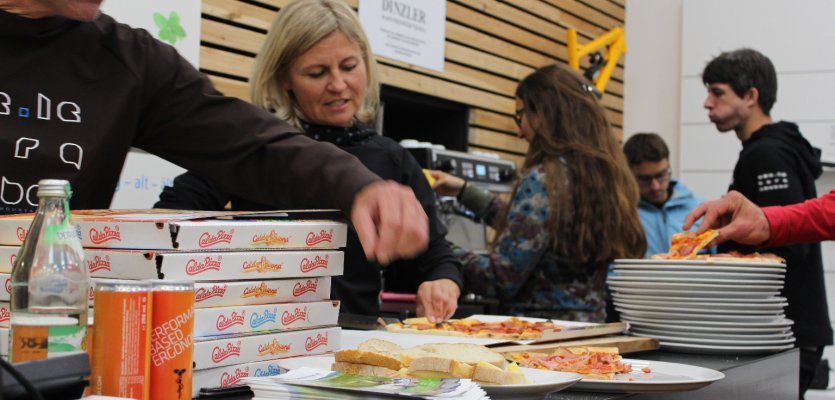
[430,64,646,321]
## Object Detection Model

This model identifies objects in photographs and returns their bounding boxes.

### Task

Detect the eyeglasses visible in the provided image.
[635,168,671,186]
[514,108,525,127]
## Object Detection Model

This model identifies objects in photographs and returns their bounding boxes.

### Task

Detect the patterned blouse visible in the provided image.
[455,164,608,322]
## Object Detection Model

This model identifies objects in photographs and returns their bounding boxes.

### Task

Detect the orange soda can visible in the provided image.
[90,280,152,399]
[149,281,194,400]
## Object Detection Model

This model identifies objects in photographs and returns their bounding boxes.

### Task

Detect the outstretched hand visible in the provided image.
[351,181,429,265]
[427,170,466,197]
[416,279,460,323]
[682,190,771,246]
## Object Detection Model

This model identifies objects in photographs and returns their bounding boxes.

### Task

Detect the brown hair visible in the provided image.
[623,132,669,166]
[509,64,646,263]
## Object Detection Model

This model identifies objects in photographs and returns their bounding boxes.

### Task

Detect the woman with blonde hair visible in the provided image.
[157,0,462,321]
[430,64,646,321]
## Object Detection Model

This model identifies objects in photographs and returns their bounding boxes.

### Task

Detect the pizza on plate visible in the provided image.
[384,317,559,340]
[506,347,635,380]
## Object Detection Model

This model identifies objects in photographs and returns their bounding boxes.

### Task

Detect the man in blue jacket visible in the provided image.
[623,133,703,257]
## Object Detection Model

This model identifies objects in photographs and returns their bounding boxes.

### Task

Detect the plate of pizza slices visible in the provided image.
[383,315,627,344]
[506,348,724,392]
[572,358,725,392]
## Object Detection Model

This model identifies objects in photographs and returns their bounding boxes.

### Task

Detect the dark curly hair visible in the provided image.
[702,48,777,115]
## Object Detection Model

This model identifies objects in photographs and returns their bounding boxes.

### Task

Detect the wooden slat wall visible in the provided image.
[200,0,625,164]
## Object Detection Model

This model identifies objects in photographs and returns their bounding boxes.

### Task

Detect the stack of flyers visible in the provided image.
[244,367,489,400]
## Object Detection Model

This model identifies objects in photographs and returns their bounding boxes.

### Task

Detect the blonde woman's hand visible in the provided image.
[415,279,460,323]
[427,170,466,197]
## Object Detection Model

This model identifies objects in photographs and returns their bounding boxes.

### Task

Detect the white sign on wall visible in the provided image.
[100,1,201,209]
[359,0,446,72]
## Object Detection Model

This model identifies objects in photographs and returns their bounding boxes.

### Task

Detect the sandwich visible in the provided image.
[332,339,527,385]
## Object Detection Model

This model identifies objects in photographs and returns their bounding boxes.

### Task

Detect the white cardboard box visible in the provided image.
[194,301,340,337]
[0,246,344,281]
[0,302,8,328]
[0,210,347,250]
[194,277,331,308]
[0,274,9,302]
[193,326,340,370]
[192,359,285,398]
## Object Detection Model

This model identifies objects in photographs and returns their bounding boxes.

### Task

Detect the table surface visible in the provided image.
[195,348,799,400]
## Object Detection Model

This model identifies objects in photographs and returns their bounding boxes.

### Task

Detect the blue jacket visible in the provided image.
[637,179,704,257]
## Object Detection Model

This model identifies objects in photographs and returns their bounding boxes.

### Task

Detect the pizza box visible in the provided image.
[0,302,8,328]
[0,209,347,250]
[194,277,332,308]
[192,359,286,398]
[194,300,340,337]
[0,246,345,281]
[193,326,340,370]
[0,273,9,302]
[0,327,6,356]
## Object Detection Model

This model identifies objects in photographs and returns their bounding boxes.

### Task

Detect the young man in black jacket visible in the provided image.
[703,48,832,398]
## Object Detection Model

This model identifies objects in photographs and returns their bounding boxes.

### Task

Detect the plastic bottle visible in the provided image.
[9,179,88,362]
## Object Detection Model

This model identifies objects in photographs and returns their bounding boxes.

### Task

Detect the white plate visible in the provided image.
[612,297,788,311]
[631,331,796,346]
[572,359,724,393]
[614,258,786,268]
[606,278,783,292]
[614,303,786,315]
[621,315,794,328]
[631,327,794,340]
[617,308,784,322]
[612,293,787,303]
[659,341,795,355]
[611,270,785,280]
[629,318,791,335]
[276,355,583,397]
[608,276,784,286]
[625,318,793,333]
[610,287,779,298]
[612,264,786,274]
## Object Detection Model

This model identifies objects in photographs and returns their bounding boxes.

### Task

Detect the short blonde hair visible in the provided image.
[250,0,380,128]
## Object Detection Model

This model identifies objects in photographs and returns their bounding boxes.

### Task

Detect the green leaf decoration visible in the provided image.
[153,11,187,45]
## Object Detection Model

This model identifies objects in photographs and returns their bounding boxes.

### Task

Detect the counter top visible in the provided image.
[195,348,799,399]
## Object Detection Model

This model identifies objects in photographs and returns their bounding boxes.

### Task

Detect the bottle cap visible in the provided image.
[37,179,71,197]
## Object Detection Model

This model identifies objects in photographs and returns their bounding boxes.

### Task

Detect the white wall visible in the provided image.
[622,0,683,173]
[624,0,835,392]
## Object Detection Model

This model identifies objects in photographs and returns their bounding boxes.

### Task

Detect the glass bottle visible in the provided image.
[9,179,88,362]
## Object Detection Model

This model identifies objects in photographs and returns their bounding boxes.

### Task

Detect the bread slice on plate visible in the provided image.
[334,339,404,371]
[472,361,527,385]
[331,361,402,378]
[406,356,475,378]
[400,343,505,368]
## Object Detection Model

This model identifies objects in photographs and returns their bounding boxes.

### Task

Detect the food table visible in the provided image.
[196,336,798,399]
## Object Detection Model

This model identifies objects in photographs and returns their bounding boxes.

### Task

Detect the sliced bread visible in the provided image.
[332,361,402,378]
[334,339,404,371]
[400,343,505,368]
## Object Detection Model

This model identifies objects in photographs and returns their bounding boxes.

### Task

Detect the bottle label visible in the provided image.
[10,324,87,362]
[42,223,84,259]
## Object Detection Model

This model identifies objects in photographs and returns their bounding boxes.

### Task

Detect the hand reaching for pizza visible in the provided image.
[416,278,460,323]
[682,190,771,246]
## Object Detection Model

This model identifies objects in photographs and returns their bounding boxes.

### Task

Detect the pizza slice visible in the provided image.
[385,317,559,340]
[666,229,719,259]
[506,347,634,380]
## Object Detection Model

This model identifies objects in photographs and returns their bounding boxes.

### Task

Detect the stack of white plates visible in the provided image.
[609,259,795,354]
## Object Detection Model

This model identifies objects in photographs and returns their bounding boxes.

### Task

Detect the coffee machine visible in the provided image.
[406,146,517,252]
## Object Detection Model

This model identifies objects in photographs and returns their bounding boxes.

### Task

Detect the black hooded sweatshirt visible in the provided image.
[719,121,833,347]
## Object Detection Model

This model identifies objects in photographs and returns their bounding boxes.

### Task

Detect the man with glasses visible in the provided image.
[623,133,704,257]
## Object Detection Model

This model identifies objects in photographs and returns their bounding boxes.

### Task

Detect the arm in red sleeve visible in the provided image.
[763,190,835,246]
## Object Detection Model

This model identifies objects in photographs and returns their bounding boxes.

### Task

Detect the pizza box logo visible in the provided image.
[242,282,278,299]
[292,280,318,297]
[281,307,307,326]
[89,225,121,244]
[186,255,223,276]
[305,332,329,351]
[249,308,277,328]
[241,256,282,273]
[16,226,27,242]
[251,230,289,246]
[216,311,246,331]
[254,364,282,377]
[211,341,242,363]
[299,255,329,273]
[220,367,249,388]
[195,284,228,302]
[199,229,234,248]
[0,307,9,324]
[305,229,333,246]
[86,255,111,273]
[257,338,290,356]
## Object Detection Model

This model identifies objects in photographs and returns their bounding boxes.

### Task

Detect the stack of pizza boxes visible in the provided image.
[0,210,345,396]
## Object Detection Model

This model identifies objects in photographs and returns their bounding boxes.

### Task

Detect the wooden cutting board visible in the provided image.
[492,335,659,355]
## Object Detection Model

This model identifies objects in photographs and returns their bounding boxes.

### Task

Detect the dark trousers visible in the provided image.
[800,346,824,399]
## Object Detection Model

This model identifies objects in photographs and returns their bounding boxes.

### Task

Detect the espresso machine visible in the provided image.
[406,146,517,252]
